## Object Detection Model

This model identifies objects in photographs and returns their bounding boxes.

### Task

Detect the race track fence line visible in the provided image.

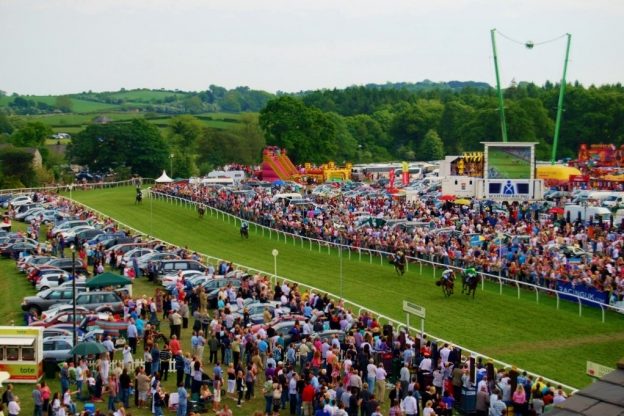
[61,193,581,393]
[148,190,624,322]
[0,178,154,195]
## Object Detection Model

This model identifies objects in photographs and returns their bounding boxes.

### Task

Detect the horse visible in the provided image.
[197,204,206,219]
[240,224,249,239]
[389,253,406,276]
[436,274,455,297]
[461,271,479,298]
[135,190,143,204]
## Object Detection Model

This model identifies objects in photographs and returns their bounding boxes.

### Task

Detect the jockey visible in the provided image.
[241,221,249,230]
[464,266,477,283]
[442,269,454,282]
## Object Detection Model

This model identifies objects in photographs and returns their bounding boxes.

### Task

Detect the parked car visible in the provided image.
[3,195,32,209]
[121,248,155,267]
[86,232,127,248]
[36,271,83,292]
[0,241,40,258]
[74,291,124,314]
[21,287,86,314]
[51,220,93,236]
[157,259,207,276]
[42,336,73,362]
[137,252,180,272]
[59,225,96,240]
[15,206,44,221]
[18,255,56,273]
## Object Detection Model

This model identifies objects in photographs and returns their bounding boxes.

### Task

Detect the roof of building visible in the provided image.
[548,358,624,416]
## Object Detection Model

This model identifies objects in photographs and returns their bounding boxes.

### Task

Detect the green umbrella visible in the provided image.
[70,341,107,356]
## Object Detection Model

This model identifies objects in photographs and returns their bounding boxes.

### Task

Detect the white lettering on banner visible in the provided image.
[488,194,532,201]
[557,285,605,303]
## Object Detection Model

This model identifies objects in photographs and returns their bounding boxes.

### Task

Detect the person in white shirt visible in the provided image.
[366,360,377,394]
[375,366,388,404]
[7,397,20,416]
[400,391,419,416]
[419,354,433,372]
[439,343,451,365]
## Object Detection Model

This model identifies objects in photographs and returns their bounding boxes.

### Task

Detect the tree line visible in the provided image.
[260,82,624,164]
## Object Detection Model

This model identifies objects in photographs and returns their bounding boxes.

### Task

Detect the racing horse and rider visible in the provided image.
[197,203,206,219]
[461,266,479,298]
[135,187,143,204]
[240,221,249,239]
[390,249,406,276]
[436,268,456,297]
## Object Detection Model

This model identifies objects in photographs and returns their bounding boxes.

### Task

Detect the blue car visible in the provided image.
[86,231,127,247]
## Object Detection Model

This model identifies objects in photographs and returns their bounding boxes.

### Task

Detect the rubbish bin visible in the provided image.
[43,358,58,379]
[459,387,476,414]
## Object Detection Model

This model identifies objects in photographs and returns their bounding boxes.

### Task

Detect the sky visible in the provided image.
[0,0,622,95]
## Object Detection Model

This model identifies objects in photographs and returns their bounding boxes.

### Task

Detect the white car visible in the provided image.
[122,248,155,267]
[51,220,92,236]
[59,225,95,240]
[36,272,84,292]
[161,270,207,287]
[3,195,32,208]
[40,304,90,320]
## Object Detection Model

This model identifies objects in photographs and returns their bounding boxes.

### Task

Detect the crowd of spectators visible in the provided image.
[154,182,624,304]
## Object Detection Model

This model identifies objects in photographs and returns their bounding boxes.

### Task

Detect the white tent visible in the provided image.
[155,170,173,183]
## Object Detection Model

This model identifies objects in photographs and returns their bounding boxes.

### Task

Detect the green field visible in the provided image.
[0,95,120,113]
[488,146,532,179]
[65,186,624,389]
[17,112,243,135]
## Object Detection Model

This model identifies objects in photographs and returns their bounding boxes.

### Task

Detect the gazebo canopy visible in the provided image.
[86,272,132,289]
[155,170,173,183]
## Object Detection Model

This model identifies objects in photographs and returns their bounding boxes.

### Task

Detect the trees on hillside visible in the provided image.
[68,119,168,177]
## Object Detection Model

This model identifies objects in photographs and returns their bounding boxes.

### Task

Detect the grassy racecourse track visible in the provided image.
[66,186,624,389]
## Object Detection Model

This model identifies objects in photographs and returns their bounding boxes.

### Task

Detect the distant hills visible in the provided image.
[0,80,492,115]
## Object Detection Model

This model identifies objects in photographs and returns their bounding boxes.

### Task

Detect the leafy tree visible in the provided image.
[0,146,37,187]
[11,122,52,147]
[55,96,73,113]
[259,96,339,163]
[232,113,266,163]
[197,128,249,169]
[68,119,169,177]
[183,96,203,113]
[418,129,445,161]
[0,112,14,135]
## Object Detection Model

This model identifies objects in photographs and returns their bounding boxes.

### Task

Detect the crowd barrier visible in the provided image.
[60,192,579,393]
[0,178,153,195]
[148,190,624,322]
